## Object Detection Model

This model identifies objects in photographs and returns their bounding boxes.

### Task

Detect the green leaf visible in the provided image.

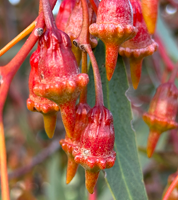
[87,40,148,200]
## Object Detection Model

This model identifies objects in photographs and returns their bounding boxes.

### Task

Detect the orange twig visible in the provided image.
[0,1,57,199]
[0,21,36,57]
[163,174,178,200]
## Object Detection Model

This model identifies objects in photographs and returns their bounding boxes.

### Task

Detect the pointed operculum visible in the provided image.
[130,58,143,90]
[85,170,99,194]
[60,100,76,138]
[147,130,161,158]
[141,0,158,34]
[105,43,119,81]
[72,43,82,66]
[66,155,78,184]
[43,113,57,139]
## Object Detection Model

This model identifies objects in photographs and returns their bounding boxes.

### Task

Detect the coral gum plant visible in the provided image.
[1,0,178,199]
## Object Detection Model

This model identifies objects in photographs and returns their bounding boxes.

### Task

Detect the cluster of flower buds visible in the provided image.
[26,0,116,194]
[26,0,161,193]
[27,0,89,139]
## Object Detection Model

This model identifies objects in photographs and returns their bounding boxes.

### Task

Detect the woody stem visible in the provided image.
[163,174,178,200]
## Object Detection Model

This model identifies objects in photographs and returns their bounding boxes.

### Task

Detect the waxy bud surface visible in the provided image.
[27,46,59,139]
[60,103,90,184]
[73,106,116,193]
[89,0,137,81]
[56,0,76,32]
[143,82,178,158]
[119,0,158,89]
[33,29,89,138]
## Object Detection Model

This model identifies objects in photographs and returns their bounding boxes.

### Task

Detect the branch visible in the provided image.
[0,137,62,181]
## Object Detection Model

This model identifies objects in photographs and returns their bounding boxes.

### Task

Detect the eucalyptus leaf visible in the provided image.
[87,40,148,200]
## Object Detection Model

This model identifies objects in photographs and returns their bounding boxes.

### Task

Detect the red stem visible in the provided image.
[163,174,178,200]
[42,0,56,30]
[77,0,103,106]
[80,52,88,103]
[88,188,97,200]
[168,62,178,82]
[0,2,56,198]
[0,0,57,116]
[85,45,103,106]
[154,34,175,71]
[89,0,98,14]
[77,0,90,45]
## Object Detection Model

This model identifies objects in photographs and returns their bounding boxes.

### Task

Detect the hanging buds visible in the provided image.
[141,0,159,35]
[33,0,89,138]
[89,0,137,81]
[33,29,89,138]
[65,0,98,65]
[119,0,158,89]
[143,82,178,158]
[55,0,76,32]
[60,103,90,184]
[73,106,116,193]
[27,46,59,139]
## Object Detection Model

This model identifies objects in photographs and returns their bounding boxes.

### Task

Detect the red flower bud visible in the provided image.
[89,0,137,81]
[73,106,116,193]
[65,0,98,65]
[60,103,90,184]
[55,0,76,32]
[119,0,158,89]
[143,82,178,158]
[33,29,89,138]
[27,46,59,139]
